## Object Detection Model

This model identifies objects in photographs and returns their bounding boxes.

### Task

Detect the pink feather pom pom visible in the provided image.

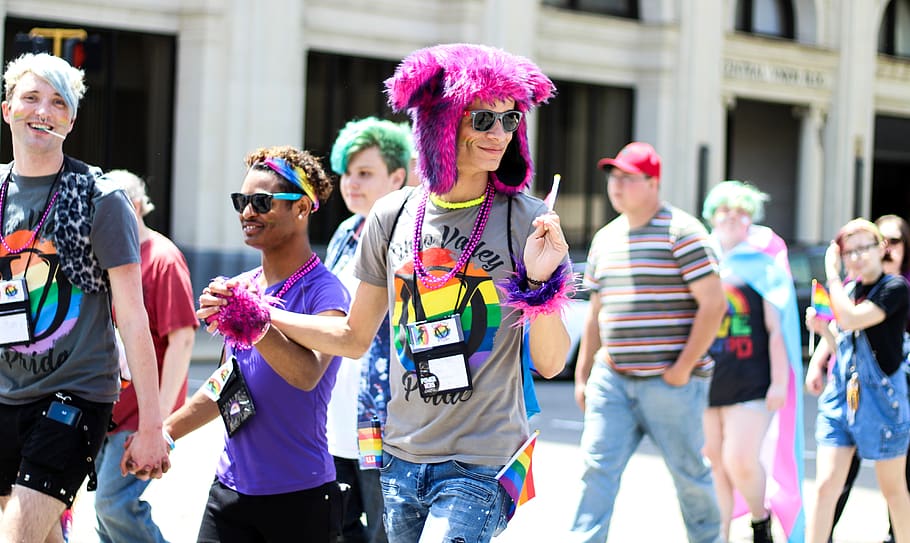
[211,280,272,350]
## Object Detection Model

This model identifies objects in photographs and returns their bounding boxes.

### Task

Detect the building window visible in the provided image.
[535,81,634,253]
[542,0,638,19]
[304,51,406,244]
[879,0,910,58]
[735,0,795,39]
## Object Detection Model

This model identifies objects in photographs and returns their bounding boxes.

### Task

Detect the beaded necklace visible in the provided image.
[412,181,495,290]
[428,191,486,209]
[0,163,63,255]
[255,252,321,302]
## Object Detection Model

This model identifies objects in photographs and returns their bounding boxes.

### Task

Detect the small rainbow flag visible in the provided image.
[811,279,835,321]
[496,430,539,520]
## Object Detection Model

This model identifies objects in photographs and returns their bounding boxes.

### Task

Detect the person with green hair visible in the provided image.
[701,180,805,543]
[324,116,412,543]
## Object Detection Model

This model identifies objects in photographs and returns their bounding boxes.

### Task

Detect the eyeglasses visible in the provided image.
[607,171,649,184]
[885,237,904,246]
[841,243,879,260]
[464,110,523,133]
[230,192,302,214]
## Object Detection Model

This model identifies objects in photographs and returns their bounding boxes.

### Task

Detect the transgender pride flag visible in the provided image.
[496,430,539,520]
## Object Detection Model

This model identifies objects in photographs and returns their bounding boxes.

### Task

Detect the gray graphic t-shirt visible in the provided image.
[0,168,139,404]
[356,186,548,465]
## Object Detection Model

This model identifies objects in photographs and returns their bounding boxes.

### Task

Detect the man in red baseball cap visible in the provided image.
[596,141,661,179]
[570,141,727,543]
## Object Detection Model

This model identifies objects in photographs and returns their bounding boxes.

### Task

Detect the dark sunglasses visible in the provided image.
[886,236,904,245]
[230,192,302,214]
[465,109,523,133]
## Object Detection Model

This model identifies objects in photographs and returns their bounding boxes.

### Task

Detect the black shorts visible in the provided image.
[197,479,343,543]
[0,393,113,507]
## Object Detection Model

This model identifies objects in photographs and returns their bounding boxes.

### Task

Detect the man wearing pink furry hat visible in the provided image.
[199,43,574,542]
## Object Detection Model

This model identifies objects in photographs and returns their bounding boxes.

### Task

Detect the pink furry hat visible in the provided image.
[385,43,556,195]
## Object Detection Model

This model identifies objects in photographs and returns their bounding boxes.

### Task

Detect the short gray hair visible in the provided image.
[106,169,155,217]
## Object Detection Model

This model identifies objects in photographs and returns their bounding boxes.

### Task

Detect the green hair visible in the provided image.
[701,180,769,223]
[329,117,414,180]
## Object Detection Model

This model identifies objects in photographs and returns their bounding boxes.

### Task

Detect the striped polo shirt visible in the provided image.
[584,204,719,376]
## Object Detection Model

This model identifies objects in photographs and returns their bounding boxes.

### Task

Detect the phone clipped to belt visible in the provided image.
[46,400,82,427]
[0,278,33,347]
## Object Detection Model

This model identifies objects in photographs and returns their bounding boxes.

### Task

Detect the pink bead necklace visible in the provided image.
[0,168,61,255]
[255,252,320,302]
[412,181,495,290]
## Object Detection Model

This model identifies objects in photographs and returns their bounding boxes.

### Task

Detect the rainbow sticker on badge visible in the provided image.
[405,315,464,353]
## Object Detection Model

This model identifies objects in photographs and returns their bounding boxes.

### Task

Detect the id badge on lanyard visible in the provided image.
[407,315,472,398]
[0,278,33,346]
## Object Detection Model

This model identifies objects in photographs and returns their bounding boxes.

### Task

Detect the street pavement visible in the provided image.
[68,360,891,543]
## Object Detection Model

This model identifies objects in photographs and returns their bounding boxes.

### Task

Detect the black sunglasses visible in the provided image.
[465,109,523,133]
[230,192,302,214]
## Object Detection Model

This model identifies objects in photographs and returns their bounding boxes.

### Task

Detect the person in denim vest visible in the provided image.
[805,218,910,543]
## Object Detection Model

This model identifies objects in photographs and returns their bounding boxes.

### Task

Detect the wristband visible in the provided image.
[162,429,176,451]
[498,261,576,327]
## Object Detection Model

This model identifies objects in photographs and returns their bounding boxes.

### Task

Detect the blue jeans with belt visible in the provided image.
[816,330,910,460]
[568,363,722,543]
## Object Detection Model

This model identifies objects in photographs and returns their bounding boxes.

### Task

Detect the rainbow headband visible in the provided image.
[263,157,319,212]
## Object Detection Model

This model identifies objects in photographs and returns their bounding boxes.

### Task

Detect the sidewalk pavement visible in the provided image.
[67,360,892,542]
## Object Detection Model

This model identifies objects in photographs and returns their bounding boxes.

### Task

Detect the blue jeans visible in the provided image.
[569,363,722,543]
[379,453,509,543]
[95,431,167,543]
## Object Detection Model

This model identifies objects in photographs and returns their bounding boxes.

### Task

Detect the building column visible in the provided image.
[795,105,825,244]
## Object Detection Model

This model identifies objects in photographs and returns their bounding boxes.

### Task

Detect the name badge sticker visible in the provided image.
[0,279,33,346]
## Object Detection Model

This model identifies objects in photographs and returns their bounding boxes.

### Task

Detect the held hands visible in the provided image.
[119,429,171,480]
[197,278,235,332]
[524,212,569,282]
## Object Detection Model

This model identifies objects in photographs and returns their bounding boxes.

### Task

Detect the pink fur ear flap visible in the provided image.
[386,60,445,111]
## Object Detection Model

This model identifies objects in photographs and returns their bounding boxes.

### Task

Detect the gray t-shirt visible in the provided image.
[0,167,139,404]
[355,186,547,465]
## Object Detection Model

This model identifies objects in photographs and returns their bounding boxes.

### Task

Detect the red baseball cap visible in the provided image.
[597,142,661,178]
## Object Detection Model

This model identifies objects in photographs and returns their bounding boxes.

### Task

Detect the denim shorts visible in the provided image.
[379,452,510,543]
[816,331,910,460]
[0,393,112,506]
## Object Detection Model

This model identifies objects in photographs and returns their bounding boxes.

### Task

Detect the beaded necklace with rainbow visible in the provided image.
[0,164,62,255]
[254,252,320,302]
[412,180,495,290]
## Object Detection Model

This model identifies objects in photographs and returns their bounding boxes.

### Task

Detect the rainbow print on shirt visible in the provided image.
[391,247,501,376]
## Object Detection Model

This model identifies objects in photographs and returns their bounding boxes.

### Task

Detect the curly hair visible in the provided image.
[244,145,334,203]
